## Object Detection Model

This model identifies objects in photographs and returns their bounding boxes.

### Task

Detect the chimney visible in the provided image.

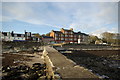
[11,31,14,34]
[24,30,26,33]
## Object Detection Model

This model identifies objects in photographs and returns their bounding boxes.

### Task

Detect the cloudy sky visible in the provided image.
[1,1,118,37]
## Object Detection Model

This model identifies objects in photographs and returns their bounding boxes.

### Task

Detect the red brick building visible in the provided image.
[50,28,89,43]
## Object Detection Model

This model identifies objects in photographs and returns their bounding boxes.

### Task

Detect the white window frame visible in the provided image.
[71,35,73,37]
[61,38,64,40]
[65,35,68,37]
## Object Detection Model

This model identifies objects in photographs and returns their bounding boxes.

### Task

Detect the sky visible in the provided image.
[1,1,118,37]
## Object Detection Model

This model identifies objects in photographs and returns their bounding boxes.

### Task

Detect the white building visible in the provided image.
[12,33,25,41]
[1,32,13,41]
[1,31,25,41]
[1,31,41,42]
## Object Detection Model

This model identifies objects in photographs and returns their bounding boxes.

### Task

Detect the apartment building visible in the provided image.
[50,28,89,43]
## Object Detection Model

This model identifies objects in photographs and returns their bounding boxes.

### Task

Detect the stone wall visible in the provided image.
[62,44,120,50]
[2,41,44,53]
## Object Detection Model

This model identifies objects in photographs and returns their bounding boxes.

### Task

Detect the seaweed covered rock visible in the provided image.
[2,63,47,80]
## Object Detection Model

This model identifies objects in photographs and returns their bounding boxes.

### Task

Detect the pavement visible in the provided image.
[45,46,100,79]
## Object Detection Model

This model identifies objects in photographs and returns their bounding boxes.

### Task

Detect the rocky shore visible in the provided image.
[61,50,120,80]
[2,41,44,53]
[2,42,120,80]
[1,42,48,80]
[2,63,46,80]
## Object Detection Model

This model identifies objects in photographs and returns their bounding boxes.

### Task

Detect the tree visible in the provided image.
[33,33,42,38]
[89,35,99,44]
[42,34,46,36]
[101,32,120,45]
[101,32,115,44]
[45,32,50,36]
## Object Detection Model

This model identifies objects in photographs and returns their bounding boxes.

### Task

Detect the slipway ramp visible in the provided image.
[44,46,100,79]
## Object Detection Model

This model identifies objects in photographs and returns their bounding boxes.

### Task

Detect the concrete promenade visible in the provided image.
[45,46,100,79]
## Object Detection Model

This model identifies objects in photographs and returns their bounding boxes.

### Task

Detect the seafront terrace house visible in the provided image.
[11,31,25,41]
[0,31,41,42]
[50,28,89,43]
[1,32,12,41]
[1,31,26,41]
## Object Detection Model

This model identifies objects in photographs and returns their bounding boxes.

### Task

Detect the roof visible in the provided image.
[61,28,73,31]
[2,32,7,36]
[12,33,25,37]
[42,36,53,38]
[32,33,39,35]
[53,31,63,34]
[63,29,71,31]
[52,29,89,36]
[74,32,89,36]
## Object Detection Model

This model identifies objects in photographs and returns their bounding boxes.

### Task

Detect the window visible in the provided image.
[70,35,73,37]
[7,32,9,36]
[65,31,68,34]
[61,34,64,37]
[61,38,64,40]
[27,32,30,36]
[55,34,58,36]
[69,38,72,41]
[21,35,24,37]
[78,35,81,38]
[83,39,84,41]
[83,35,84,38]
[74,38,77,41]
[65,38,68,41]
[55,37,58,40]
[14,34,17,37]
[65,35,68,37]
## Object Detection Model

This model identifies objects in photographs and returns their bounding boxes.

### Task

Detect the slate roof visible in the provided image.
[53,31,63,34]
[2,32,25,37]
[74,32,89,36]
[2,32,7,36]
[42,36,53,38]
[11,33,25,37]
